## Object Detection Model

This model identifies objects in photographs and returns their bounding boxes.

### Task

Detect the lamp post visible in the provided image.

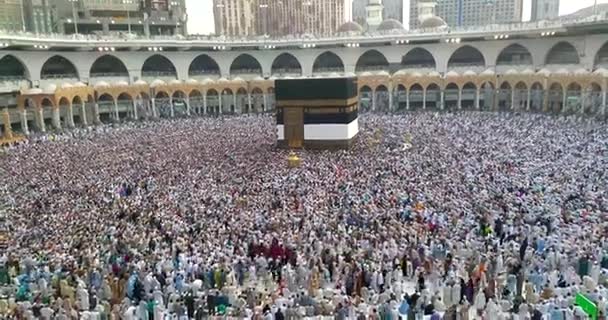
[123,0,133,34]
[68,0,79,34]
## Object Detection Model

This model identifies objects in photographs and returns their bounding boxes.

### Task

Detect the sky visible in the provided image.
[186,0,608,35]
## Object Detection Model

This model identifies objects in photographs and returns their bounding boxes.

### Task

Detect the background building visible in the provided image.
[24,0,56,34]
[54,0,187,36]
[410,0,523,29]
[353,0,404,27]
[0,0,25,32]
[214,0,348,37]
[531,0,559,21]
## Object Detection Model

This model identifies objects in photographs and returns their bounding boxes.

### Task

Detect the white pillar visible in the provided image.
[510,90,516,110]
[232,93,237,114]
[203,95,207,115]
[372,91,376,112]
[133,100,139,120]
[602,90,607,116]
[185,97,191,116]
[94,103,101,124]
[580,92,586,115]
[388,88,393,112]
[457,89,462,110]
[20,110,29,135]
[80,102,88,126]
[422,90,427,110]
[113,100,119,121]
[52,108,61,129]
[151,99,158,118]
[440,90,445,110]
[526,89,531,111]
[170,99,175,118]
[38,108,46,132]
[475,89,481,110]
[219,94,223,114]
[406,92,410,110]
[66,104,75,128]
[263,94,267,113]
[247,94,252,114]
[562,92,567,114]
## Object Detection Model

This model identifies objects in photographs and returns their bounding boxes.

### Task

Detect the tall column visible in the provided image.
[562,92,567,114]
[247,94,252,114]
[602,89,607,116]
[185,97,191,116]
[388,87,393,112]
[203,95,207,115]
[371,91,376,112]
[94,103,101,124]
[440,90,445,110]
[263,94,267,113]
[510,90,516,111]
[475,89,481,110]
[219,95,223,114]
[38,108,46,132]
[233,93,237,114]
[406,92,410,111]
[526,89,531,111]
[422,90,427,110]
[52,108,61,130]
[457,89,461,110]
[580,92,586,115]
[67,104,75,128]
[113,100,119,121]
[132,100,139,120]
[20,110,29,135]
[170,99,175,118]
[80,102,88,126]
[151,99,158,118]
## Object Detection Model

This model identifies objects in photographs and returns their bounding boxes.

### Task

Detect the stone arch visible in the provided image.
[444,83,459,110]
[462,82,477,109]
[594,41,608,69]
[545,42,580,65]
[250,87,264,113]
[496,43,533,66]
[230,54,262,76]
[142,54,177,78]
[235,87,249,113]
[547,82,564,113]
[116,92,134,121]
[189,54,220,77]
[530,82,544,112]
[154,91,172,118]
[375,84,390,112]
[313,51,345,74]
[90,55,129,77]
[0,54,30,79]
[513,81,528,111]
[565,82,583,114]
[359,85,373,112]
[206,88,220,115]
[96,93,115,123]
[497,81,512,111]
[409,83,424,110]
[394,84,407,111]
[355,50,389,72]
[188,89,204,115]
[70,95,84,125]
[448,45,485,68]
[41,55,79,80]
[585,82,603,115]
[271,53,302,76]
[426,83,441,109]
[401,47,436,69]
[172,90,188,117]
[479,82,495,111]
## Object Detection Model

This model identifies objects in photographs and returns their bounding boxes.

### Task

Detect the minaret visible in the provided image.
[366,0,384,30]
[417,0,437,24]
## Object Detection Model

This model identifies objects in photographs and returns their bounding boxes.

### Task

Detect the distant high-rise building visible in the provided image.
[366,0,384,29]
[382,0,403,22]
[352,0,367,25]
[531,0,559,21]
[53,0,187,36]
[214,0,347,37]
[410,0,523,29]
[23,0,56,34]
[0,0,25,32]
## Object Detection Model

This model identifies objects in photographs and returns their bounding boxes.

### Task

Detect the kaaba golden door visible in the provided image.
[284,108,304,148]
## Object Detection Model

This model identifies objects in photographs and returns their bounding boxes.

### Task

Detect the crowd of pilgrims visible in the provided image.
[0,112,607,320]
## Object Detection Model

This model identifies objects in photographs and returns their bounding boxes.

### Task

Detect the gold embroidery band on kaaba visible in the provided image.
[277,97,359,108]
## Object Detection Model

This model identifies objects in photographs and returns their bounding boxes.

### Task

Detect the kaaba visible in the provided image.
[276,77,359,149]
